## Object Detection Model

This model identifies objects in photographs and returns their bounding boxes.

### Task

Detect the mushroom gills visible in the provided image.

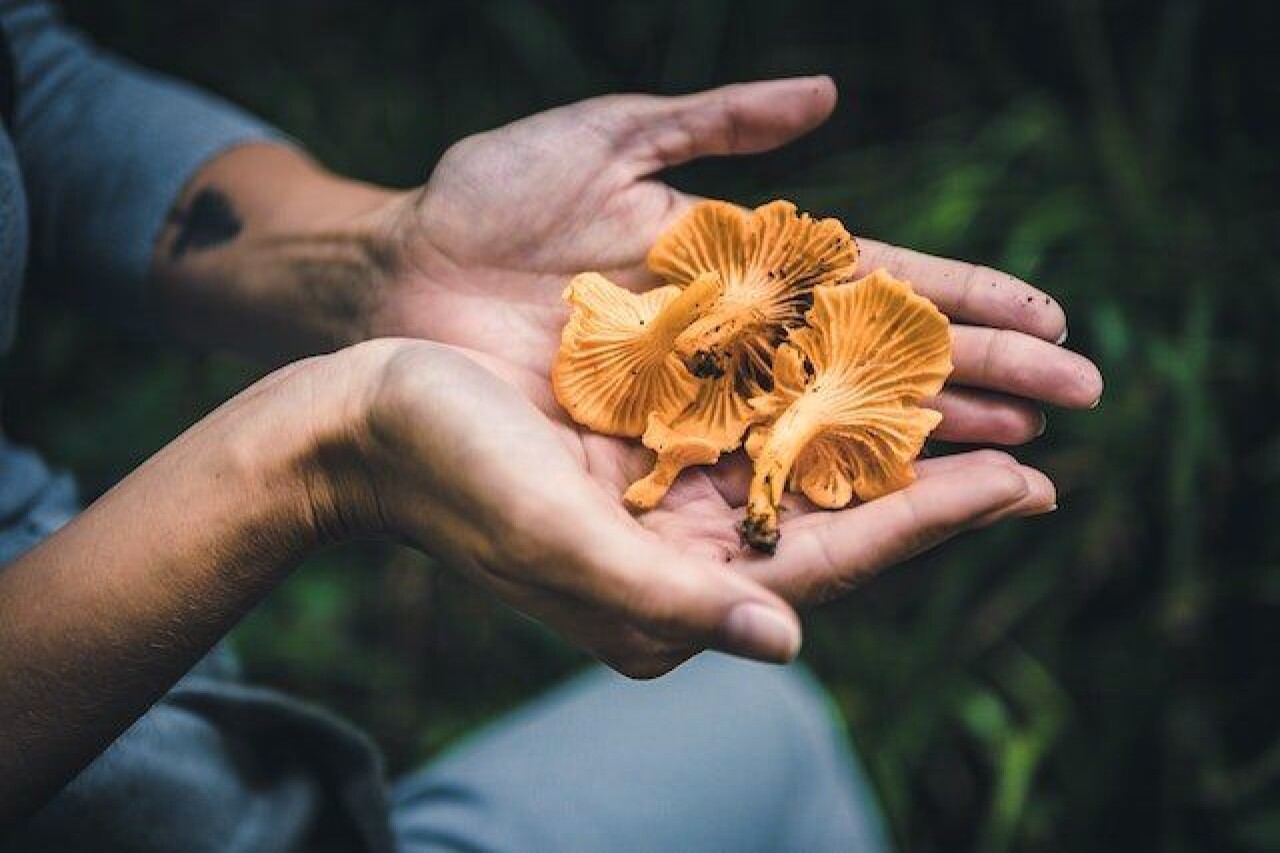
[741,272,953,553]
[551,270,724,437]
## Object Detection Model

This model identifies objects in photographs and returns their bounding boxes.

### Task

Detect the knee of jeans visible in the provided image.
[686,655,890,851]
[686,653,849,759]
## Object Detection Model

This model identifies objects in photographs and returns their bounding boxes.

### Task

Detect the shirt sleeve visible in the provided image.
[0,1,288,316]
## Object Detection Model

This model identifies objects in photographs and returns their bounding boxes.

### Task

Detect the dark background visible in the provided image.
[4,1,1278,850]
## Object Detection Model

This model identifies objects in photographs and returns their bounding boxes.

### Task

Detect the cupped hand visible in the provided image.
[340,78,1097,668]
[374,76,1104,446]
[328,338,1055,678]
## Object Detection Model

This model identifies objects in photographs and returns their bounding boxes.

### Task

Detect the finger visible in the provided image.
[857,237,1067,343]
[600,534,803,665]
[705,405,1043,510]
[927,388,1046,445]
[712,449,1054,528]
[914,448,1024,477]
[737,462,1050,606]
[989,465,1056,516]
[950,325,1104,408]
[620,76,838,174]
[915,452,1057,514]
[501,481,802,667]
[829,450,1056,515]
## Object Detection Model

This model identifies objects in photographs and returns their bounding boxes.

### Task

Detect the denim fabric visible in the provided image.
[0,439,74,564]
[0,3,889,849]
[392,654,891,853]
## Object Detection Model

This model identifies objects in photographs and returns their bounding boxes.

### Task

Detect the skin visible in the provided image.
[0,76,1102,822]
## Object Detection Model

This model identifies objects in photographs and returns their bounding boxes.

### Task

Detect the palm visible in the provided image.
[381,83,1099,455]
[453,349,1043,610]
[385,98,757,549]
[461,343,749,554]
[370,78,1098,604]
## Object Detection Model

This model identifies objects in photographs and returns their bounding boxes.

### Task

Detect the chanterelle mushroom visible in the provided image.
[552,270,724,437]
[741,270,953,553]
[626,200,860,507]
[622,414,722,509]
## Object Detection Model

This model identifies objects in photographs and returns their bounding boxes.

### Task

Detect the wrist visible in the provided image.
[262,338,434,547]
[205,348,380,555]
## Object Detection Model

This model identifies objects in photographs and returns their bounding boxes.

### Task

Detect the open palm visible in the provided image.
[369,77,1101,611]
[384,341,1048,675]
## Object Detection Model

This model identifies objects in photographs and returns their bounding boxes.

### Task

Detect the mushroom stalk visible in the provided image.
[673,300,767,378]
[743,396,827,553]
[647,271,724,346]
[624,457,685,508]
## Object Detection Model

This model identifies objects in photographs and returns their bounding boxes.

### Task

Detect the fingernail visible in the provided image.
[724,603,802,663]
[1035,412,1048,437]
[1090,395,1102,410]
[1056,327,1069,345]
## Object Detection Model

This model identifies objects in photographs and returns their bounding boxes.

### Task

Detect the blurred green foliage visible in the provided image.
[3,0,1278,850]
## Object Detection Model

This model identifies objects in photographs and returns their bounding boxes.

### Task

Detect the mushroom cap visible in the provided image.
[552,271,723,437]
[648,199,860,390]
[619,200,860,507]
[742,270,953,551]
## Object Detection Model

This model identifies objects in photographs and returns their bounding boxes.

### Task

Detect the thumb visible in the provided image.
[614,75,838,175]
[609,538,804,664]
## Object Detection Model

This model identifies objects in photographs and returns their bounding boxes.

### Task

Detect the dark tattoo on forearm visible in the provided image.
[168,188,243,258]
[157,181,400,354]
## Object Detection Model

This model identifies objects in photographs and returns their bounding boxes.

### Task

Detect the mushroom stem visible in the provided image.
[624,416,723,510]
[623,463,680,510]
[743,396,826,553]
[647,272,724,346]
[673,300,767,378]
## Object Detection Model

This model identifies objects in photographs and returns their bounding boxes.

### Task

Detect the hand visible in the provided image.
[312,338,1056,677]
[373,76,1104,446]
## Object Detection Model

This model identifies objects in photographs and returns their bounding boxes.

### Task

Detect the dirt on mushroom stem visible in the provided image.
[743,396,828,552]
[673,300,769,379]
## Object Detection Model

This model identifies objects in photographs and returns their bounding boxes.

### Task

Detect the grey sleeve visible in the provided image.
[0,1,286,315]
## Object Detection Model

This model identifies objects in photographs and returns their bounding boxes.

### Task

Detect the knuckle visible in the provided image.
[976,328,1003,380]
[989,467,1031,504]
[579,95,651,137]
[1002,408,1044,443]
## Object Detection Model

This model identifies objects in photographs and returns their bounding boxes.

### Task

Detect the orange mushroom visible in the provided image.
[622,415,722,508]
[552,270,724,437]
[741,270,953,553]
[626,200,860,508]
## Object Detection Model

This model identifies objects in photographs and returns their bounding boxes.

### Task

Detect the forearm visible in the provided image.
[151,143,411,362]
[0,356,356,823]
